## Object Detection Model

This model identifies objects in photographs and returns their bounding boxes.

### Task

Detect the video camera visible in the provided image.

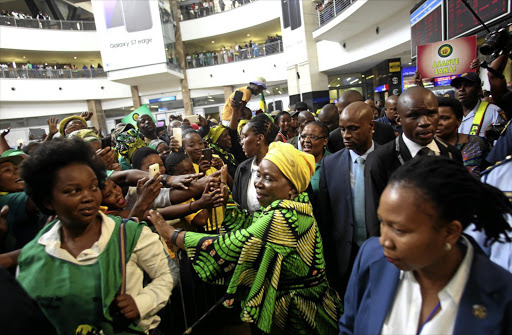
[480,24,512,57]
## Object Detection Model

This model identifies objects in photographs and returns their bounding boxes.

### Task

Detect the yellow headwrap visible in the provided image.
[206,125,227,143]
[67,129,99,142]
[58,115,87,137]
[237,119,249,135]
[263,142,315,193]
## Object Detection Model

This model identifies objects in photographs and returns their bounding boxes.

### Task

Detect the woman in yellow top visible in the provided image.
[182,130,226,232]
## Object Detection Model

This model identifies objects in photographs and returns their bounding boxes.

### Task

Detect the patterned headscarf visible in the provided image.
[115,128,146,162]
[205,125,227,144]
[263,141,315,193]
[67,129,99,142]
[58,115,87,137]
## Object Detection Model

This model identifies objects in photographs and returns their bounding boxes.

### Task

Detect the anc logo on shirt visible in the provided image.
[132,113,139,121]
[438,44,453,58]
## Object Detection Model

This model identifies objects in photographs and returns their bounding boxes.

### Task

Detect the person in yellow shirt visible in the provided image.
[221,77,266,125]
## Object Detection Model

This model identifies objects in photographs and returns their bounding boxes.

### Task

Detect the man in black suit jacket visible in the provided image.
[365,86,463,230]
[317,102,378,296]
[328,121,396,153]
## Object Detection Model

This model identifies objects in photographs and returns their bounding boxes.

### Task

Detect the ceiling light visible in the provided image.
[350,79,358,84]
[347,77,351,81]
[408,62,412,65]
[366,75,374,79]
[150,105,159,108]
[247,34,250,37]
[337,77,340,80]
[74,56,77,59]
[211,41,215,43]
[23,56,26,59]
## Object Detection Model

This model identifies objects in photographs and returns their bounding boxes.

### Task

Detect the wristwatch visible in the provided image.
[171,228,184,246]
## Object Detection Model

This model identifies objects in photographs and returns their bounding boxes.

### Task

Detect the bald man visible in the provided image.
[328,90,395,153]
[365,99,380,119]
[375,95,402,135]
[336,90,364,113]
[317,102,378,296]
[365,86,463,230]
[318,104,339,132]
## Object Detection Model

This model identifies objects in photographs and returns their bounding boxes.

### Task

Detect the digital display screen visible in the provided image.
[447,0,510,39]
[434,75,459,87]
[375,84,389,93]
[149,96,176,103]
[410,0,443,59]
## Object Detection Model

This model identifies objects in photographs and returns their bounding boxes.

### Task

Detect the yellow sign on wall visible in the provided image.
[389,61,401,72]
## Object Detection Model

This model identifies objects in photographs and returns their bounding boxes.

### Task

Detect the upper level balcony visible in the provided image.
[0,16,96,31]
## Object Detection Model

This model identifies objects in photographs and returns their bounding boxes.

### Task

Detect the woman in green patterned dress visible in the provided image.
[148,141,342,334]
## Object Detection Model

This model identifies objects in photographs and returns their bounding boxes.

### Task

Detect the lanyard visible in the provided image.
[417,301,441,335]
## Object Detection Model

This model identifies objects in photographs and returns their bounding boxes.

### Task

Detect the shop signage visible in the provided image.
[417,35,476,79]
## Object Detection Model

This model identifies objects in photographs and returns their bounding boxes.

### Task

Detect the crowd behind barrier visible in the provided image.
[179,0,256,21]
[0,9,95,30]
[186,38,283,69]
[316,0,357,26]
[0,63,105,79]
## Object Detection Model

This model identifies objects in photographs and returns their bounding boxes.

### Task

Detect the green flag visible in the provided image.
[121,105,156,127]
[259,92,267,112]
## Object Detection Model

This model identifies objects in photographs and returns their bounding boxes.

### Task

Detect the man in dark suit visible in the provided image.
[317,102,378,296]
[365,86,463,230]
[328,90,395,153]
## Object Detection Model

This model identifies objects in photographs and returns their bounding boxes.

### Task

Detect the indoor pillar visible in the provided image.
[86,99,107,136]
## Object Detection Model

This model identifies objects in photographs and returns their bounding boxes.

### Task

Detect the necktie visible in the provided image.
[353,157,367,247]
[417,147,433,157]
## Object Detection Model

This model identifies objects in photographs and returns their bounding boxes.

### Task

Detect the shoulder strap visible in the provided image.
[469,101,489,136]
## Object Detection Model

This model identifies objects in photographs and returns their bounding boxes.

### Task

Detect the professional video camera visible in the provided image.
[480,24,512,57]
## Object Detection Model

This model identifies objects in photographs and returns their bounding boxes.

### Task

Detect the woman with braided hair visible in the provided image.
[340,156,512,335]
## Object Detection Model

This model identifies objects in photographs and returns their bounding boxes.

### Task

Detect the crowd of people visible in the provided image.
[1,52,512,335]
[0,62,104,79]
[186,36,283,68]
[179,0,255,20]
[0,9,51,20]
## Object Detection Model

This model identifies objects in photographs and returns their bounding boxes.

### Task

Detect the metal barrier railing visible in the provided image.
[0,68,106,79]
[0,16,96,30]
[179,0,257,21]
[317,0,357,27]
[185,40,283,69]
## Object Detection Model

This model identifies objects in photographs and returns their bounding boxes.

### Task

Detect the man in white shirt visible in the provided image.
[451,72,505,138]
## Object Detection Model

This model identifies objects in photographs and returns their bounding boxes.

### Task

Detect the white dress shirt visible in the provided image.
[402,134,440,158]
[348,141,375,190]
[36,212,178,332]
[246,157,261,213]
[459,100,504,137]
[381,236,474,335]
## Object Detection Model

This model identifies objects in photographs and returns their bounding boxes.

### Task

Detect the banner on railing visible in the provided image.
[91,0,167,71]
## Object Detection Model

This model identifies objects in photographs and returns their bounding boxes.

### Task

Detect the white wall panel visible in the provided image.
[0,26,99,51]
[186,53,287,89]
[316,6,412,73]
[180,1,280,41]
[0,78,131,102]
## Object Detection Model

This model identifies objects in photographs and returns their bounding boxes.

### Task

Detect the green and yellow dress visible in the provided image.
[184,193,342,334]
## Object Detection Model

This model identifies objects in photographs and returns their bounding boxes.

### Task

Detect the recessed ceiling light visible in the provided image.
[74,56,77,59]
[23,56,26,59]
[337,77,340,80]
[408,62,412,65]
[247,34,250,37]
[211,41,215,43]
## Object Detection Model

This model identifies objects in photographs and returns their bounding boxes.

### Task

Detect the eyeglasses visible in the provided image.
[300,134,327,141]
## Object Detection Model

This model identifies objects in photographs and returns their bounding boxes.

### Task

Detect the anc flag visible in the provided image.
[121,105,156,127]
[259,92,267,112]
